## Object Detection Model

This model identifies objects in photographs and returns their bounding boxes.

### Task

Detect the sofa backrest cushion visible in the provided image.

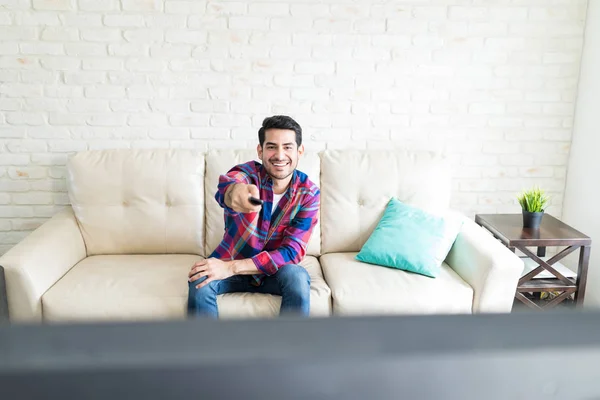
[67,149,205,256]
[319,150,452,254]
[204,150,321,257]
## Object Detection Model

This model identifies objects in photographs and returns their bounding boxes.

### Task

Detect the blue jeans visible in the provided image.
[187,264,311,318]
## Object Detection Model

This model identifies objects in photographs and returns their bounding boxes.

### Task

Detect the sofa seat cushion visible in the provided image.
[218,256,331,318]
[320,253,473,316]
[42,255,331,322]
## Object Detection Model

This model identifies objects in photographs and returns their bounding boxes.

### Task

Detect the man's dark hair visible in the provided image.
[258,115,302,148]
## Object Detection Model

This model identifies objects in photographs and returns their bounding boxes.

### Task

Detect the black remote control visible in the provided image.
[248,196,264,206]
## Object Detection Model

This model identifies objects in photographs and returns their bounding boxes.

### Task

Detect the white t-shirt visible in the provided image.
[272,193,284,214]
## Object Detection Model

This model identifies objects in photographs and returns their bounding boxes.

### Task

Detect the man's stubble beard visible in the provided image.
[263,158,297,182]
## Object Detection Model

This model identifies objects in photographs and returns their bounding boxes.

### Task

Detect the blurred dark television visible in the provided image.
[1,311,600,400]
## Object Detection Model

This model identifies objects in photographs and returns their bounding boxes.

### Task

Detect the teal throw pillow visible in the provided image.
[355,198,463,278]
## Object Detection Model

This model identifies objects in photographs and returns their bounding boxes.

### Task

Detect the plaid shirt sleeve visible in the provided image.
[214,164,253,213]
[251,190,320,275]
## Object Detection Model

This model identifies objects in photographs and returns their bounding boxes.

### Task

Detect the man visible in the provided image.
[187,115,320,318]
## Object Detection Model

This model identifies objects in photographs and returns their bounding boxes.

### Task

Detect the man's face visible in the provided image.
[257,128,304,181]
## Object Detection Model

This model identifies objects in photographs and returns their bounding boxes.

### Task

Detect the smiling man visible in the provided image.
[187,115,321,318]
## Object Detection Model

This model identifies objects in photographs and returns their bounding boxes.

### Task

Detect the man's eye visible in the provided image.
[285,146,292,150]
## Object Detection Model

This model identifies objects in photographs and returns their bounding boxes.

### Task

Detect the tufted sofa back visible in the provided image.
[66,149,451,257]
[67,149,205,256]
[319,150,452,254]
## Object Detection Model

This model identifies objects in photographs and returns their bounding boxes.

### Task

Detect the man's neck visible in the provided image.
[272,175,292,195]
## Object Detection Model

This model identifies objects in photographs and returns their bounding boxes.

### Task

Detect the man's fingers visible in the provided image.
[233,200,256,214]
[196,277,214,290]
[188,263,208,277]
[188,265,206,276]
[189,271,208,282]
[248,184,260,198]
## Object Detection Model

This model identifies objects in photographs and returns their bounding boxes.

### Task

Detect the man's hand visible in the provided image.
[225,183,262,213]
[188,258,234,289]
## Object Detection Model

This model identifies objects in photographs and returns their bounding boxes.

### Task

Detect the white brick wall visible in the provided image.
[0,0,588,254]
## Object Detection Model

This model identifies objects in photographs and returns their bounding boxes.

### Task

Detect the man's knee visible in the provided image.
[277,264,311,289]
[187,278,221,318]
[188,277,219,303]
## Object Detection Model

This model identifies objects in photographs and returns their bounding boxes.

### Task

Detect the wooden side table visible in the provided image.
[475,214,591,310]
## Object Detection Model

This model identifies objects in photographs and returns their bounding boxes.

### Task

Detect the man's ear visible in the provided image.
[298,144,305,157]
[256,143,262,160]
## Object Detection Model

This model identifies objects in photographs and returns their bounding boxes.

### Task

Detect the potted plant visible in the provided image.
[517,186,550,229]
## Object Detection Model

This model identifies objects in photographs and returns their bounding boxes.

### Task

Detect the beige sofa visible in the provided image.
[0,149,523,323]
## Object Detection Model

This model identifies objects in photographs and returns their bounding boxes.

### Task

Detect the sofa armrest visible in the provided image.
[0,207,86,323]
[445,215,523,313]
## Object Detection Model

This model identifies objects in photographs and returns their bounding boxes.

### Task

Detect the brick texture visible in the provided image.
[0,0,588,254]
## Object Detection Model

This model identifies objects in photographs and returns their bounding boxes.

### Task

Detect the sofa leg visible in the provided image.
[0,265,8,324]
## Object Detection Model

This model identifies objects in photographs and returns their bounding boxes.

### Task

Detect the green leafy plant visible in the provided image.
[517,186,550,212]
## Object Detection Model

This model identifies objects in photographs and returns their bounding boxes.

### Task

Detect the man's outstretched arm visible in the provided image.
[215,164,261,214]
